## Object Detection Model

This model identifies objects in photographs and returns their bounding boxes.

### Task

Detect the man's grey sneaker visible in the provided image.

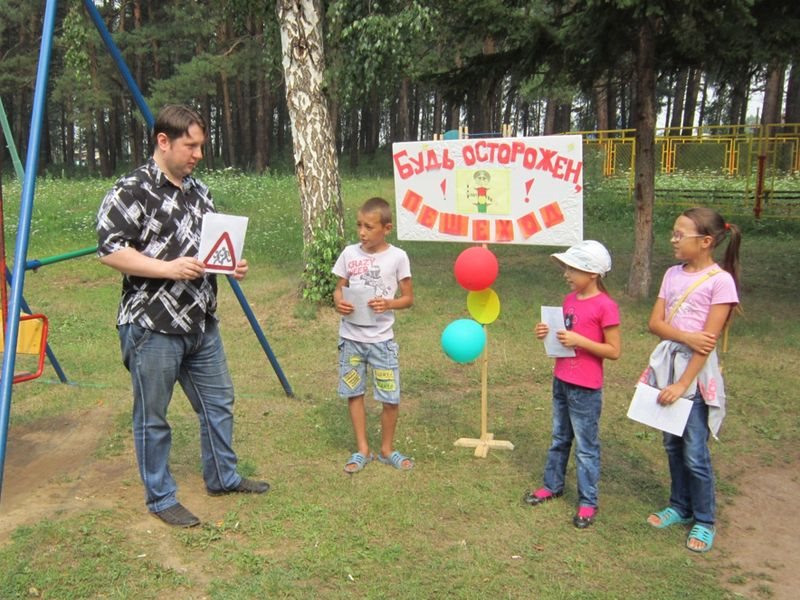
[207,478,271,497]
[153,502,200,528]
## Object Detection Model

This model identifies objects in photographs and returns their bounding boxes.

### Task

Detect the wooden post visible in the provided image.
[453,327,514,457]
[453,243,513,458]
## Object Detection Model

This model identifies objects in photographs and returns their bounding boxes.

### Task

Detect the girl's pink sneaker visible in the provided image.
[522,487,562,506]
[574,506,597,529]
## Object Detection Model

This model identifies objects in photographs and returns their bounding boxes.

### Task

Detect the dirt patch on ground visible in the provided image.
[716,458,800,599]
[0,408,128,539]
[0,412,798,598]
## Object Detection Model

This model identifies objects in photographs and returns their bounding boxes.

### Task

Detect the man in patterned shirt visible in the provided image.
[97,105,269,528]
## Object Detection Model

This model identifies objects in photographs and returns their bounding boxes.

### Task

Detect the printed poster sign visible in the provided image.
[199,213,249,273]
[392,135,583,246]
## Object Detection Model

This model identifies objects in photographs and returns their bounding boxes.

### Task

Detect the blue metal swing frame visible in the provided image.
[0,0,294,497]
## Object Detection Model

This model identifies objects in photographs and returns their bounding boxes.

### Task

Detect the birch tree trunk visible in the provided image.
[627,16,657,299]
[277,0,344,245]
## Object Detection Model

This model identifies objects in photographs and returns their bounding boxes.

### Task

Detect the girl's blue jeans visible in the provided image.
[542,377,602,508]
[663,391,715,525]
[119,320,242,513]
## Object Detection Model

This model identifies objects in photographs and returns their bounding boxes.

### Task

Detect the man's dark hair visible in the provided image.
[153,105,206,144]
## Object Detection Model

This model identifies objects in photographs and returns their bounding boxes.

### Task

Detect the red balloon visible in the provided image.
[454,247,498,291]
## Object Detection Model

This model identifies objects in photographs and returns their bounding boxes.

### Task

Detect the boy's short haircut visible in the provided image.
[153,104,206,144]
[360,197,393,225]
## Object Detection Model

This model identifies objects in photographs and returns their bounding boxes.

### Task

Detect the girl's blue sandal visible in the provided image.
[649,507,693,529]
[686,523,715,553]
[343,452,373,474]
[377,451,414,470]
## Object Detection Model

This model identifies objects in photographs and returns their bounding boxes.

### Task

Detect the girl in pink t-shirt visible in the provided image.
[644,207,741,554]
[523,240,621,529]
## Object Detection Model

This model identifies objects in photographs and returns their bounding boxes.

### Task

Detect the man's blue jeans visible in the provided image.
[120,320,242,513]
[542,378,602,508]
[663,392,715,525]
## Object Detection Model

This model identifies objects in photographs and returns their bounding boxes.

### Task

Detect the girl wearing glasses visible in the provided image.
[642,207,741,553]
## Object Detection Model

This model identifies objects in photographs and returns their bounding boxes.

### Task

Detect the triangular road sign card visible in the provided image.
[198,213,249,274]
[203,232,237,272]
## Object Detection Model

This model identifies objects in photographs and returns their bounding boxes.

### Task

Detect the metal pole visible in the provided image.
[1,97,71,385]
[0,98,25,180]
[82,0,154,128]
[0,0,59,496]
[85,0,293,396]
[754,154,766,219]
[227,277,294,397]
[25,246,97,271]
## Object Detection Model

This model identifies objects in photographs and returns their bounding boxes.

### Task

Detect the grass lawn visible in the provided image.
[0,171,797,599]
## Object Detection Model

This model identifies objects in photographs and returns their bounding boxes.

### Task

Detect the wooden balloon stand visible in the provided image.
[434,129,514,458]
[404,127,582,458]
[453,327,514,457]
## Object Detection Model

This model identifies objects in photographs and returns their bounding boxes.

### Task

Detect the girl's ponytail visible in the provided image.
[722,222,741,293]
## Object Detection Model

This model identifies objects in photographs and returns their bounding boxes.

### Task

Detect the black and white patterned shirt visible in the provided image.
[97,158,218,335]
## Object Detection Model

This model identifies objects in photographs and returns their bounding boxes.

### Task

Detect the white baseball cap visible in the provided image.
[551,240,612,277]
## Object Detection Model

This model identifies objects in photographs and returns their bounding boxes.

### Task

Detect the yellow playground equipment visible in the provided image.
[0,311,48,384]
[0,164,49,384]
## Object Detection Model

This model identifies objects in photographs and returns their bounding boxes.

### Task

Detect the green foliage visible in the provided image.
[327,0,436,106]
[412,1,554,103]
[60,6,91,90]
[553,0,759,94]
[300,206,345,305]
[0,1,40,91]
[1,174,798,598]
[147,53,226,109]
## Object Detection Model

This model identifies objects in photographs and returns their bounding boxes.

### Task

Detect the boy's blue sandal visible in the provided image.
[377,451,414,470]
[649,507,693,529]
[344,452,373,474]
[686,523,715,553]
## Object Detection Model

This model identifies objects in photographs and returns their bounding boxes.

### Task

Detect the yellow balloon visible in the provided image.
[467,288,500,324]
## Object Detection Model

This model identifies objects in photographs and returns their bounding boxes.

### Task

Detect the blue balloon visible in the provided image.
[441,318,486,363]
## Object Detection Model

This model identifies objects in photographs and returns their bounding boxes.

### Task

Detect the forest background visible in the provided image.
[1,0,798,179]
[2,0,800,302]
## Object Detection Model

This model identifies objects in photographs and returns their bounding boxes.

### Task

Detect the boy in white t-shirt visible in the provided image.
[333,197,414,474]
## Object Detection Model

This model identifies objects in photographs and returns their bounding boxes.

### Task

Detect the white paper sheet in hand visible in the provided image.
[540,306,576,358]
[342,286,377,326]
[627,382,693,436]
[199,213,249,274]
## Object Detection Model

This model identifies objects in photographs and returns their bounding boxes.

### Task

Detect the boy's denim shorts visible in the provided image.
[337,337,400,404]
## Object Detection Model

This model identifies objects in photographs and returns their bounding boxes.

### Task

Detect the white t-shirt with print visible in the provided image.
[333,243,411,343]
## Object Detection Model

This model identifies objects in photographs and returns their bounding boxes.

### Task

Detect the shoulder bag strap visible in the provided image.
[666,268,722,324]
